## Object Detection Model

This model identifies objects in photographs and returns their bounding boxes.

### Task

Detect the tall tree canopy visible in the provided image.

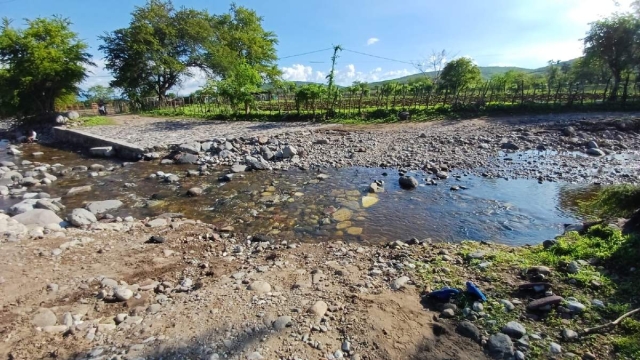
[583,14,640,101]
[439,57,481,92]
[0,17,92,117]
[99,0,279,104]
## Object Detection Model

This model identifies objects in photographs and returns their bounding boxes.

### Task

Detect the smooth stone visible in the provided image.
[32,308,57,327]
[273,316,292,330]
[502,321,526,339]
[68,208,97,227]
[361,196,378,208]
[487,333,515,359]
[456,321,481,343]
[85,200,123,215]
[12,209,63,226]
[247,281,271,294]
[114,287,134,301]
[390,276,410,290]
[66,185,92,196]
[308,301,328,319]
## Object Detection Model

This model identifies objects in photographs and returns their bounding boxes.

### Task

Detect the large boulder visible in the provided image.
[399,176,418,190]
[0,214,28,240]
[178,142,201,155]
[486,333,514,359]
[12,209,63,226]
[175,153,198,164]
[68,208,97,227]
[9,199,38,215]
[245,155,272,170]
[282,145,297,158]
[85,200,123,215]
[65,111,80,120]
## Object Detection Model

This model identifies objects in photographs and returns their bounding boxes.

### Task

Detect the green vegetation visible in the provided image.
[99,0,278,108]
[0,17,92,118]
[74,116,116,127]
[412,183,640,358]
[582,184,640,219]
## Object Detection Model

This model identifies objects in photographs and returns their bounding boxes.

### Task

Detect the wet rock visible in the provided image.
[231,164,247,173]
[273,316,292,330]
[12,209,63,226]
[501,142,519,150]
[252,234,275,243]
[32,308,57,327]
[90,147,114,157]
[187,187,203,197]
[332,208,353,222]
[68,208,97,227]
[164,174,180,183]
[398,176,418,190]
[247,281,271,294]
[543,239,557,249]
[567,299,586,313]
[245,155,271,170]
[361,196,379,208]
[456,321,481,343]
[586,148,605,156]
[175,153,198,164]
[85,200,123,215]
[66,185,92,196]
[487,333,514,360]
[9,199,37,215]
[502,321,526,339]
[314,139,329,145]
[587,140,598,149]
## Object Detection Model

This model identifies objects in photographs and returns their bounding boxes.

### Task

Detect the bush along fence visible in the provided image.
[69,80,640,122]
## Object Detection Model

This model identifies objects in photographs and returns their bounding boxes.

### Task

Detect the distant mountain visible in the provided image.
[270,58,580,89]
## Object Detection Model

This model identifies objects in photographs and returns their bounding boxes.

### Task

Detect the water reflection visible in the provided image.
[0,144,591,246]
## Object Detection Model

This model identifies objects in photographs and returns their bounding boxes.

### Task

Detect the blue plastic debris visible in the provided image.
[466,281,487,302]
[427,287,460,301]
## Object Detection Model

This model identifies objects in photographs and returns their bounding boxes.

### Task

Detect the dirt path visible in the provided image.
[0,221,487,360]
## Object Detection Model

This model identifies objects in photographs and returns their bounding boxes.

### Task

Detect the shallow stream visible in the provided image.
[1,144,597,246]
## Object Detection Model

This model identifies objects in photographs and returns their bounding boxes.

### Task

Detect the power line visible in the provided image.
[278,48,333,60]
[341,48,415,65]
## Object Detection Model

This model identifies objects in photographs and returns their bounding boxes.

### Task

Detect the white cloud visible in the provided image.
[81,59,113,90]
[366,37,379,46]
[280,64,314,82]
[176,68,208,96]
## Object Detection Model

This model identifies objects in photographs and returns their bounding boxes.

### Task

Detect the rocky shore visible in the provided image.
[0,112,639,359]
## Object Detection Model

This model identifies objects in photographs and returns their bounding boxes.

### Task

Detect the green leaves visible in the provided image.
[583,14,640,101]
[0,16,92,116]
[439,57,481,92]
[99,0,279,104]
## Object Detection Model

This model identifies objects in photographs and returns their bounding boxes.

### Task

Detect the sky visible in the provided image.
[0,0,634,94]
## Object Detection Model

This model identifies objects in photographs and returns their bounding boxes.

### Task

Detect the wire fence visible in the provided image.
[62,80,640,119]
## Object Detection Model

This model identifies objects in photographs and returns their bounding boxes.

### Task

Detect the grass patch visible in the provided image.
[581,184,640,219]
[76,116,116,126]
[413,224,640,359]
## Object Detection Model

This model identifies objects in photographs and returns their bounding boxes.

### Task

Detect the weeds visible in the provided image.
[75,116,116,126]
[581,184,640,219]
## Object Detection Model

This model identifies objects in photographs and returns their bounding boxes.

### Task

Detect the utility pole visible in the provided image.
[326,45,342,113]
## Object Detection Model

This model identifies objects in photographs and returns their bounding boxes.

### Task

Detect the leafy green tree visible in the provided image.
[84,85,116,102]
[217,61,262,115]
[583,14,640,101]
[439,57,481,93]
[99,0,216,104]
[295,84,326,116]
[99,1,279,105]
[209,4,280,83]
[0,17,92,116]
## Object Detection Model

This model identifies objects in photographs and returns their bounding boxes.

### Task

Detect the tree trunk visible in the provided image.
[609,73,621,102]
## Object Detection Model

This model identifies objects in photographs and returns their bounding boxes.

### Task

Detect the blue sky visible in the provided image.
[0,0,632,94]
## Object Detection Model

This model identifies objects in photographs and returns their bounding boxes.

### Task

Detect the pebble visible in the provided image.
[502,321,526,339]
[247,281,271,294]
[549,342,562,355]
[440,308,455,318]
[500,299,515,311]
[114,287,134,301]
[562,328,579,341]
[308,301,328,319]
[273,316,291,330]
[390,276,410,290]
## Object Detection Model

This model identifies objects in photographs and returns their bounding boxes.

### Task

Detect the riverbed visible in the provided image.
[0,143,595,246]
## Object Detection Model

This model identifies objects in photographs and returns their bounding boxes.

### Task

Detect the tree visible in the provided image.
[0,17,93,116]
[439,57,481,93]
[84,85,116,102]
[99,0,216,104]
[217,61,262,115]
[99,1,279,105]
[583,14,640,101]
